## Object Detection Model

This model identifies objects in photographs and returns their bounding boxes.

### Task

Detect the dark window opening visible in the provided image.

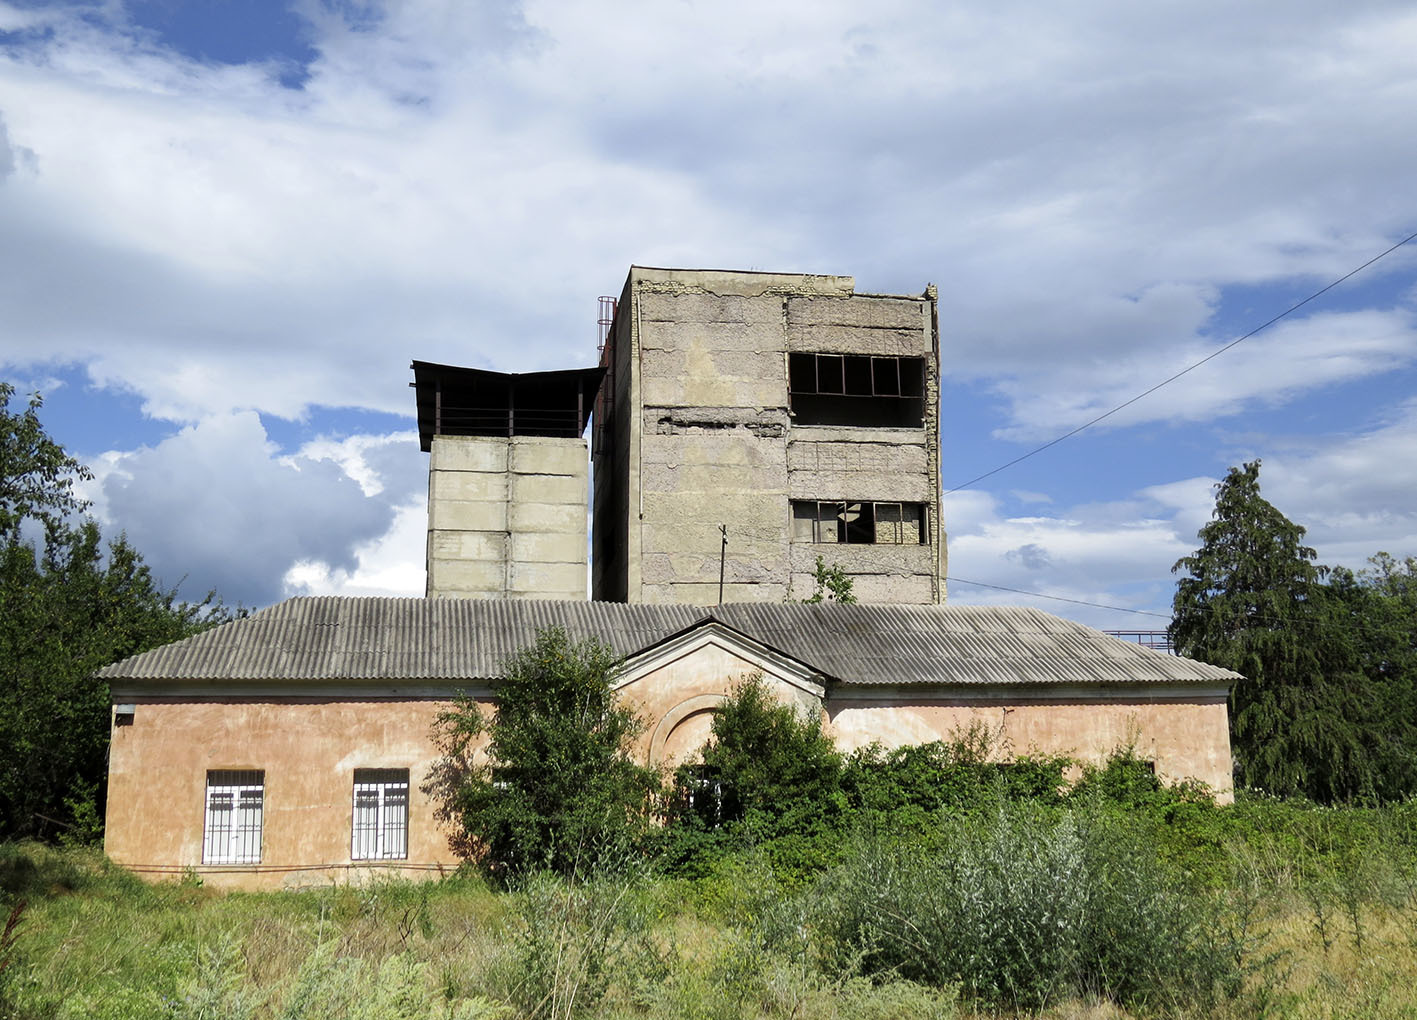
[789,354,925,427]
[411,361,605,451]
[791,501,927,545]
[677,765,723,828]
[843,356,872,395]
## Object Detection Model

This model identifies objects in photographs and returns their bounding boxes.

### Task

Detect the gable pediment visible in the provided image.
[614,621,826,698]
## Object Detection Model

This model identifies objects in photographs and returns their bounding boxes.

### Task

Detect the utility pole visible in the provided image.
[718,524,727,605]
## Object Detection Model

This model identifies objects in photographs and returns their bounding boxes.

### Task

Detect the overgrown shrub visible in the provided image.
[494,869,663,1020]
[280,946,503,1020]
[810,801,1241,1012]
[662,673,845,882]
[423,628,659,882]
[841,724,1070,828]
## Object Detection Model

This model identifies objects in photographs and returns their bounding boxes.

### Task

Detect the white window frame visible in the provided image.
[352,768,410,861]
[203,770,264,865]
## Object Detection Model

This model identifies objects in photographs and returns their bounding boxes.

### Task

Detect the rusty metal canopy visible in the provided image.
[411,360,606,451]
[98,598,1240,689]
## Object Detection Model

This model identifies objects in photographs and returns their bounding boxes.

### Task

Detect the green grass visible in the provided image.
[5,796,1417,1019]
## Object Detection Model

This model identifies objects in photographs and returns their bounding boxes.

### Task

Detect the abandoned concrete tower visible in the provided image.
[415,266,947,605]
[413,361,601,601]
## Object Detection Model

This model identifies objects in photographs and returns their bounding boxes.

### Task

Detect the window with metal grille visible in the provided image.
[788,354,926,427]
[351,768,409,861]
[791,501,927,544]
[203,770,264,865]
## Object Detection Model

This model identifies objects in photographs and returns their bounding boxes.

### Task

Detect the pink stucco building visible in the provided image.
[101,598,1236,889]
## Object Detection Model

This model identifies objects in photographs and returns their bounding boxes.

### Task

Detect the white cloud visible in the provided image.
[4,0,1417,608]
[85,413,423,605]
[989,307,1417,440]
[283,498,426,598]
[943,397,1417,630]
[1259,400,1417,566]
[2,0,1415,427]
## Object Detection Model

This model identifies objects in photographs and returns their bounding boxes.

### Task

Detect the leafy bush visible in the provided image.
[662,673,845,882]
[424,628,659,882]
[841,724,1070,829]
[810,801,1241,1012]
[281,946,504,1020]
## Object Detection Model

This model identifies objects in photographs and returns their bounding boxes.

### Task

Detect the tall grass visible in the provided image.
[806,802,1239,1011]
[7,795,1417,1019]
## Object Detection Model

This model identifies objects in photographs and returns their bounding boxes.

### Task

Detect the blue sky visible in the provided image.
[1,0,1415,626]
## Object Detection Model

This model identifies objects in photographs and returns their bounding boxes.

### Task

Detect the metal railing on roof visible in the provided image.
[1103,630,1174,654]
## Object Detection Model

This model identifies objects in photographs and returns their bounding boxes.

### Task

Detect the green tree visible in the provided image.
[800,556,857,604]
[0,383,90,542]
[665,673,844,878]
[1318,554,1417,797]
[423,627,659,881]
[0,385,225,840]
[1169,461,1395,801]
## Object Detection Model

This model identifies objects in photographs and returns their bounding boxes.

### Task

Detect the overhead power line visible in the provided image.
[946,575,1172,618]
[945,228,1417,494]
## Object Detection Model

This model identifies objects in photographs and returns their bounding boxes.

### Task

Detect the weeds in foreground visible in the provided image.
[7,800,1417,1019]
[809,802,1241,1012]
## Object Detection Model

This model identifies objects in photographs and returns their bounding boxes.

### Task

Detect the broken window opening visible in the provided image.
[788,354,925,427]
[791,501,927,545]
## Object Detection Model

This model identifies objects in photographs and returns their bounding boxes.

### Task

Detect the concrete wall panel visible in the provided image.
[428,435,588,600]
[428,498,507,533]
[789,543,936,575]
[509,438,587,477]
[787,439,929,476]
[640,580,791,604]
[787,326,931,356]
[508,530,588,565]
[428,557,506,592]
[429,437,507,473]
[507,560,587,597]
[787,295,928,330]
[429,531,505,562]
[787,472,933,503]
[509,501,586,533]
[634,267,854,299]
[436,471,509,504]
[510,471,585,507]
[822,572,937,605]
[637,292,786,328]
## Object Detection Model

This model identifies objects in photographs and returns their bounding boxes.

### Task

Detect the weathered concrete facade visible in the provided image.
[426,435,588,600]
[592,267,946,605]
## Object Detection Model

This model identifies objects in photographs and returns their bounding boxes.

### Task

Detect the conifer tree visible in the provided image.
[1170,460,1385,801]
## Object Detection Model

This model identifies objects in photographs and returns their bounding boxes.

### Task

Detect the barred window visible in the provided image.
[791,501,926,545]
[352,768,409,861]
[203,770,264,865]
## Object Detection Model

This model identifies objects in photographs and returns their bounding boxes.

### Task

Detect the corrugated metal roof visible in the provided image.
[97,597,1239,688]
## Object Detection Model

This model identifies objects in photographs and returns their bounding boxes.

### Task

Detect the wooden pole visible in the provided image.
[718,524,727,605]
